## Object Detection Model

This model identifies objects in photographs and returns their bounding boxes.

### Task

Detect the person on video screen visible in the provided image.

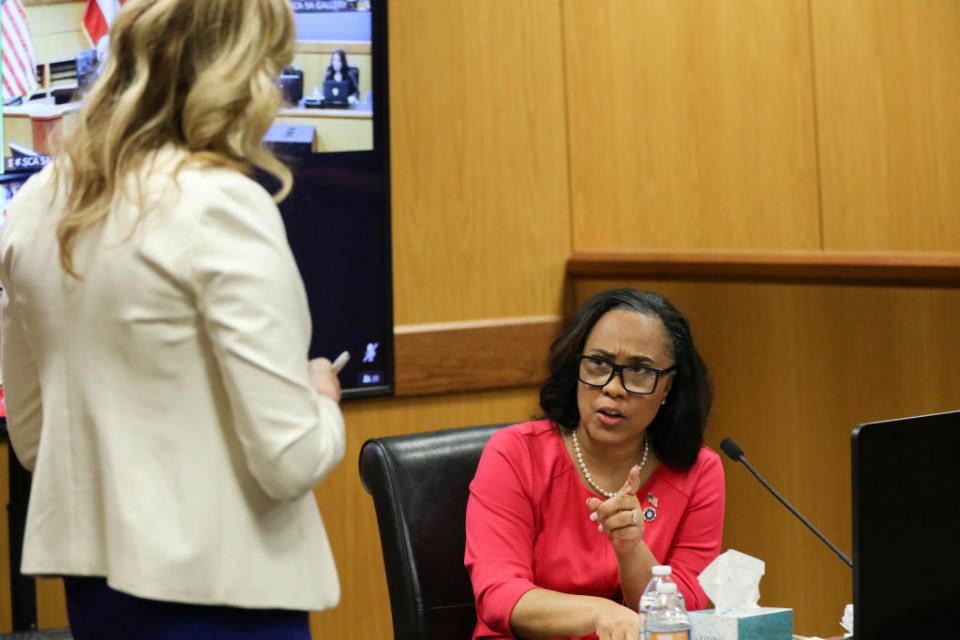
[0,1,346,638]
[324,48,360,103]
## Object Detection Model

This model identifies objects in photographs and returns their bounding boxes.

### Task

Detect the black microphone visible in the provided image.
[720,438,853,569]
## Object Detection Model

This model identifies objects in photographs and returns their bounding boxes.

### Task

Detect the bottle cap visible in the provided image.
[658,582,678,593]
[652,565,672,576]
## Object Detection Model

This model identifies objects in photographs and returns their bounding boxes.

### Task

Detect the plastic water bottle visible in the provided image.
[643,582,691,640]
[639,564,685,636]
[638,565,675,618]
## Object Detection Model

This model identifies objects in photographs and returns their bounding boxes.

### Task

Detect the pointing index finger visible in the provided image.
[617,464,642,498]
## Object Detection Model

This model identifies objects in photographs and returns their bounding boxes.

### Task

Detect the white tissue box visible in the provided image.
[689,607,792,640]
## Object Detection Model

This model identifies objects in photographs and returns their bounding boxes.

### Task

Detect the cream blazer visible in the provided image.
[0,150,345,610]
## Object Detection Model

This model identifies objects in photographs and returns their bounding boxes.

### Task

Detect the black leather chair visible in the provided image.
[359,423,508,640]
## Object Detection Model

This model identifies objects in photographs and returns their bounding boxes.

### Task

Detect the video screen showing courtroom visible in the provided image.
[2,0,393,398]
[2,0,374,169]
[270,0,375,155]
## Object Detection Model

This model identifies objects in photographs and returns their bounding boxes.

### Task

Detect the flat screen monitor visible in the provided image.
[2,0,394,398]
[851,410,960,638]
[262,0,394,398]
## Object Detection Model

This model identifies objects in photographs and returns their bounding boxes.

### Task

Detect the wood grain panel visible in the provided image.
[567,249,960,287]
[562,0,820,251]
[24,2,87,65]
[23,1,82,27]
[574,279,960,637]
[394,316,562,396]
[389,0,572,324]
[309,388,543,639]
[35,579,66,629]
[293,41,371,56]
[812,0,960,251]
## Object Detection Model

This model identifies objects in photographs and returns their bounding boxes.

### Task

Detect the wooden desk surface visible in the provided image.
[2,102,81,121]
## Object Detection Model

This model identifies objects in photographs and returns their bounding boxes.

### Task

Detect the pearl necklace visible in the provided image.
[571,428,649,499]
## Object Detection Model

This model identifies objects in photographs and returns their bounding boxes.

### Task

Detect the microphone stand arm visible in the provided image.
[739,456,853,569]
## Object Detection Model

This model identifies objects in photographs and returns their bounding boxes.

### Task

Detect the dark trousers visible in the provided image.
[63,577,311,640]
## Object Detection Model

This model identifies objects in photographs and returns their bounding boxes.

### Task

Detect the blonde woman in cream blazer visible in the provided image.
[0,152,346,635]
[0,1,345,638]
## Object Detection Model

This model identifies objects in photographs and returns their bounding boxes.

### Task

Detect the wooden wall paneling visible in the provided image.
[811,0,960,251]
[35,579,66,629]
[389,0,572,324]
[573,279,960,637]
[24,2,84,34]
[1,115,34,157]
[308,388,544,639]
[25,2,88,67]
[562,0,820,251]
[394,316,562,396]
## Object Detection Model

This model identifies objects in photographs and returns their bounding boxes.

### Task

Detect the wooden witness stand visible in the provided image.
[28,115,61,157]
[2,103,80,159]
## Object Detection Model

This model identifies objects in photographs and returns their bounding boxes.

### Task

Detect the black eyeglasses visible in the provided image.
[576,355,676,395]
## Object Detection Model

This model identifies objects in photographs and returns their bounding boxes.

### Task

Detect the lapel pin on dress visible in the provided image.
[643,492,659,522]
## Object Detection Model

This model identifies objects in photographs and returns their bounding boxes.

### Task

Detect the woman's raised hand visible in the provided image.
[586,464,644,555]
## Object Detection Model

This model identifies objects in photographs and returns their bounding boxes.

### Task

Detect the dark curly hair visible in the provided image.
[539,288,712,469]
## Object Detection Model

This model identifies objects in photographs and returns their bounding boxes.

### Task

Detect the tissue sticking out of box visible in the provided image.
[698,549,764,613]
[840,603,853,638]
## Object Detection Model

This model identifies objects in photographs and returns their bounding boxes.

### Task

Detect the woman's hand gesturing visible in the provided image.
[586,464,644,555]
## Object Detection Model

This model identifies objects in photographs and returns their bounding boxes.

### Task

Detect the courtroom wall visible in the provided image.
[563,1,960,636]
[24,1,87,69]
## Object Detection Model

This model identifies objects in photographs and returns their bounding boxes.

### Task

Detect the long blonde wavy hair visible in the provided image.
[53,0,295,277]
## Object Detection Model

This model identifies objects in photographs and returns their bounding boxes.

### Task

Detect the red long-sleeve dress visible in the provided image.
[465,420,724,640]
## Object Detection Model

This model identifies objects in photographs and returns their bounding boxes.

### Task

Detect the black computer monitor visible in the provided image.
[851,410,960,638]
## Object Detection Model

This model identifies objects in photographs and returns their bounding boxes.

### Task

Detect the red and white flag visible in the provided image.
[83,0,125,45]
[1,0,38,103]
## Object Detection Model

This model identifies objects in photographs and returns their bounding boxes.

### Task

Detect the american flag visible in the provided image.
[83,0,125,45]
[1,0,37,103]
